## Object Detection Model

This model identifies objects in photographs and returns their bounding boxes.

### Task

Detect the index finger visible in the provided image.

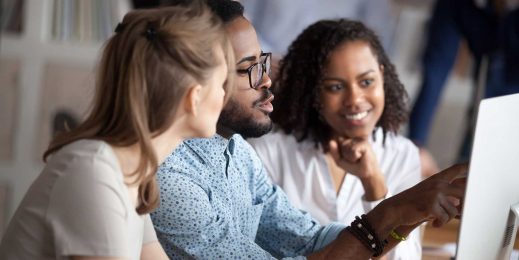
[434,163,469,183]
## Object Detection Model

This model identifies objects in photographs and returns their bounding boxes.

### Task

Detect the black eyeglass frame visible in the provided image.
[236,52,272,89]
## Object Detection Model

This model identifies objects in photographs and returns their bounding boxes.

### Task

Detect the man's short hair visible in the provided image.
[162,0,244,23]
[205,0,244,23]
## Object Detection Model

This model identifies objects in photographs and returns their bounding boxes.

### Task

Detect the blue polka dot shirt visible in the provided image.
[151,134,345,259]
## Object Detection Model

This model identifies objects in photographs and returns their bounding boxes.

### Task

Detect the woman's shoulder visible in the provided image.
[55,139,113,158]
[46,139,122,183]
[43,140,128,211]
[247,127,306,152]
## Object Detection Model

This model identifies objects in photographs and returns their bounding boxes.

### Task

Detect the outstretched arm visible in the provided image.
[308,163,467,259]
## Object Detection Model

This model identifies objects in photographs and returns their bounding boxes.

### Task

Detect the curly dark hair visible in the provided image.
[271,19,408,149]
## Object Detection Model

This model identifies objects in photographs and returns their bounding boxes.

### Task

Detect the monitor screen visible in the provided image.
[456,93,519,259]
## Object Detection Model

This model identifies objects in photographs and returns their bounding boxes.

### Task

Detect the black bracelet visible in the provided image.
[346,225,377,255]
[359,215,387,256]
[346,215,388,257]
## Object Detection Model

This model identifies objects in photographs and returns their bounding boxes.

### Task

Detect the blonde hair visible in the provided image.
[44,1,235,214]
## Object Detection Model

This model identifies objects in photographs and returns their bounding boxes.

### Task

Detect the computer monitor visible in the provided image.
[456,93,519,260]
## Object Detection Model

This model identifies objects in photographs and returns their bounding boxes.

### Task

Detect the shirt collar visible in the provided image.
[183,134,240,164]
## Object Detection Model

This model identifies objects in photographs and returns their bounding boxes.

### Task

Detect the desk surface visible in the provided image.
[422,219,519,259]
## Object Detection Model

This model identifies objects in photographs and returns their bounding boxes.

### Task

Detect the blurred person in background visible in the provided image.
[409,0,519,174]
[240,0,398,81]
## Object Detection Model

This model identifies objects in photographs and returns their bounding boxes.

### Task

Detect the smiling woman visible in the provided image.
[318,40,386,140]
[248,19,422,260]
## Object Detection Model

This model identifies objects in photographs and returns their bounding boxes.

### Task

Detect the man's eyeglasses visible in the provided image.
[236,52,272,89]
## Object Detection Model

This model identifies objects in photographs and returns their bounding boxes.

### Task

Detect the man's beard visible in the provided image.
[217,89,274,139]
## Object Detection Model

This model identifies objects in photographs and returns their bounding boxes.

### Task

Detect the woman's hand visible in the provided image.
[329,138,387,200]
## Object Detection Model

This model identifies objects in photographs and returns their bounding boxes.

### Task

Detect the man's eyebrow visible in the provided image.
[237,55,257,65]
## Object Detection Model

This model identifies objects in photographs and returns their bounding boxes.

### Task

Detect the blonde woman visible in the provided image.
[0,1,234,259]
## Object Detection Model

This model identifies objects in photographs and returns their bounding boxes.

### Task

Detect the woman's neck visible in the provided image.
[152,130,183,165]
[111,128,183,179]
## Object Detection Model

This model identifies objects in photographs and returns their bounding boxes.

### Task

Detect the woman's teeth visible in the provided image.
[345,111,368,120]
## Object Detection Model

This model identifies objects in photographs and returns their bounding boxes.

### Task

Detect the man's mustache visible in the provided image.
[253,89,273,107]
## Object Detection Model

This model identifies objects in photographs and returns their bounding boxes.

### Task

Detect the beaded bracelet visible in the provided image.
[346,214,388,257]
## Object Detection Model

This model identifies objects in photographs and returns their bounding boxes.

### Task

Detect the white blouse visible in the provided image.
[249,128,422,260]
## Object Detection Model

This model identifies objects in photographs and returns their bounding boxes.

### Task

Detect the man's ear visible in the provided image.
[185,84,202,116]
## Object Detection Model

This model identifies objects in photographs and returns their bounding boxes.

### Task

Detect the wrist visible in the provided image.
[361,171,387,201]
[389,229,407,242]
[346,215,388,257]
[395,222,421,236]
[388,223,421,243]
[365,200,400,240]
